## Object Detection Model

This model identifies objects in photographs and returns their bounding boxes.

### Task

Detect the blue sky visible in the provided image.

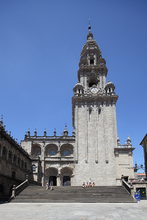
[0,0,146,169]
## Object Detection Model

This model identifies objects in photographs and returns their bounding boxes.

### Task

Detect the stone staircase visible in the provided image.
[11,185,136,203]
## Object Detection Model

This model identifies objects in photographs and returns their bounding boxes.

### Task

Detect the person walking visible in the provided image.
[45,182,49,190]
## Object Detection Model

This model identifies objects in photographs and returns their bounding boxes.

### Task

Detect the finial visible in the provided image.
[63,124,68,136]
[72,129,75,137]
[127,136,132,146]
[27,128,30,137]
[44,129,47,137]
[88,17,91,32]
[54,128,56,136]
[34,128,37,137]
[87,19,93,41]
[64,124,68,131]
[117,136,120,145]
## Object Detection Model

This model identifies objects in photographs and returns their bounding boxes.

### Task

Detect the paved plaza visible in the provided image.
[0,201,147,220]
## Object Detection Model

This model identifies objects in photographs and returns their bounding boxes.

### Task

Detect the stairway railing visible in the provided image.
[11,175,29,199]
[122,178,133,195]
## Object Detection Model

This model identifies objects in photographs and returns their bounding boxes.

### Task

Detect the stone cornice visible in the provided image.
[114,147,135,152]
[72,94,118,105]
[24,136,75,142]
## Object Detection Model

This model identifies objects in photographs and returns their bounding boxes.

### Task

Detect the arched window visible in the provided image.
[31,144,41,157]
[88,76,98,88]
[13,154,17,164]
[45,144,58,156]
[18,157,20,167]
[62,150,71,156]
[2,147,7,159]
[60,144,73,157]
[49,150,57,155]
[8,151,12,162]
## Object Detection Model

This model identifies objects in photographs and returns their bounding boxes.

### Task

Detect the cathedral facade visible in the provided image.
[21,28,135,187]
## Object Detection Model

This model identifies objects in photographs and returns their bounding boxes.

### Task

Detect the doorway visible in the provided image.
[63,176,71,186]
[136,187,146,200]
[49,176,57,186]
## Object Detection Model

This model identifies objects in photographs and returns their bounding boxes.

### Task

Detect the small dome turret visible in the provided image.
[105,81,115,95]
[63,125,68,136]
[73,83,84,95]
[127,136,132,146]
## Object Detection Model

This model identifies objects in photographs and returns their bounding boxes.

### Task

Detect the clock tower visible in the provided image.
[72,26,118,185]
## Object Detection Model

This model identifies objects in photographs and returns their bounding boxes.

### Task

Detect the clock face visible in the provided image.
[91,87,98,94]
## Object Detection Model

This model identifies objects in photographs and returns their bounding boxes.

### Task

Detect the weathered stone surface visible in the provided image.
[11,185,135,203]
[20,29,135,187]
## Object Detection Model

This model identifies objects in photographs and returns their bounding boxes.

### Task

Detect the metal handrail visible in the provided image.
[11,176,29,199]
[122,178,133,194]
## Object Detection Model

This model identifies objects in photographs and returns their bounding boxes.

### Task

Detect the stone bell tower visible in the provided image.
[72,26,118,186]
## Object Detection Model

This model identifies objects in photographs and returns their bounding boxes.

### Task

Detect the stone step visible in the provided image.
[11,185,136,203]
[12,198,136,203]
[18,186,127,193]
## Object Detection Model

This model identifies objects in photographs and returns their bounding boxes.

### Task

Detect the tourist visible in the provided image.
[82,182,86,188]
[89,181,92,187]
[45,182,48,190]
[92,182,95,187]
[86,182,89,187]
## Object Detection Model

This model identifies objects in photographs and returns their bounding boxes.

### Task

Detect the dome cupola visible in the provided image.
[105,81,115,95]
[79,25,101,68]
[73,82,84,96]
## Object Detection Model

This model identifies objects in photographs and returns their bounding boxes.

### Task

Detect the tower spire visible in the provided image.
[87,20,93,40]
[88,18,91,32]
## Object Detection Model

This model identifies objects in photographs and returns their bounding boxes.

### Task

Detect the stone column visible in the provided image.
[75,105,79,162]
[57,175,60,186]
[41,141,45,186]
